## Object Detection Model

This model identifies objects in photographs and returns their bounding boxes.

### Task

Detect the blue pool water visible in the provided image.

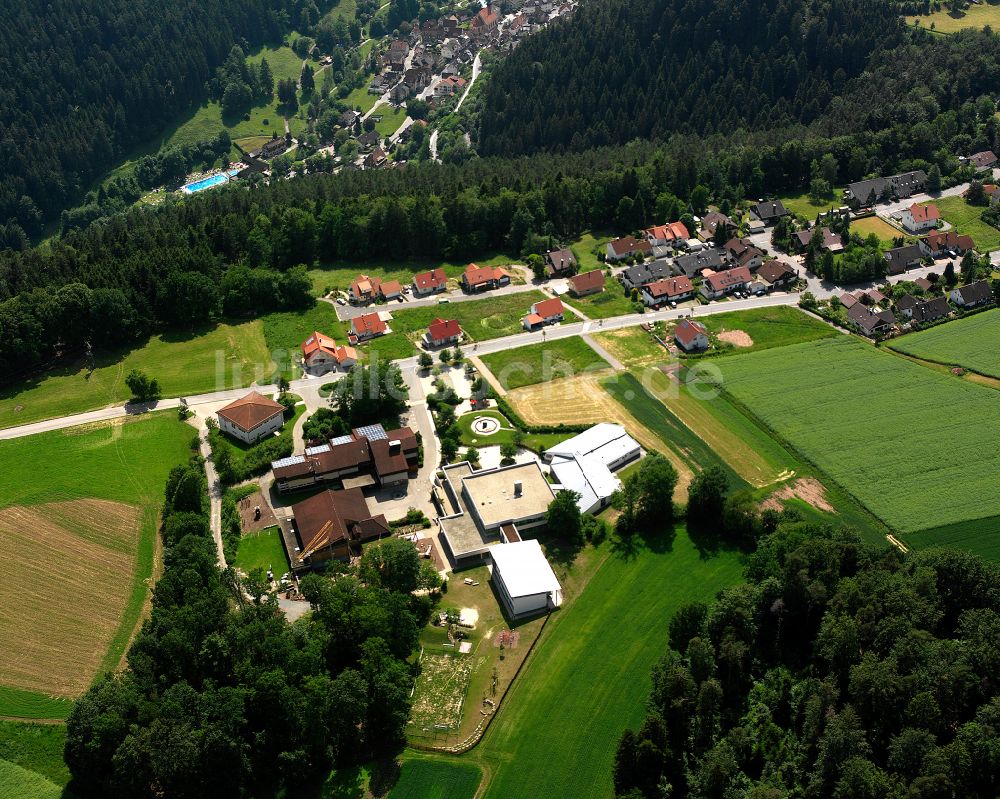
[181,173,229,193]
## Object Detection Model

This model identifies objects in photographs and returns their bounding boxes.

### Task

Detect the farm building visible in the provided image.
[301,330,357,373]
[488,539,563,619]
[437,460,555,565]
[545,424,641,513]
[216,391,285,444]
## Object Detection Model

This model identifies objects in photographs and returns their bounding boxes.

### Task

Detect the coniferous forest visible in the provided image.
[0,0,324,240]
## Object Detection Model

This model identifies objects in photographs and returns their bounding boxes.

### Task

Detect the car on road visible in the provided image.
[336,297,346,305]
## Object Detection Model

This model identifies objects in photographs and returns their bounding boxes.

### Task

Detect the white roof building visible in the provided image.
[545,424,641,513]
[488,539,563,619]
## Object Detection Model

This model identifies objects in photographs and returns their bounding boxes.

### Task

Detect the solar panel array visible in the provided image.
[354,424,387,441]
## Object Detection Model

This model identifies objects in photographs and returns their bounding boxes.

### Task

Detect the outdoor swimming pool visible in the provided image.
[180,169,239,194]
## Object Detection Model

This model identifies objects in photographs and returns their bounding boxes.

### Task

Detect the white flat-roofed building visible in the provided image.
[489,539,563,618]
[544,424,641,513]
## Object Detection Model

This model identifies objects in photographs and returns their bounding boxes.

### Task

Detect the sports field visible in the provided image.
[1,319,274,428]
[480,338,610,390]
[717,336,1000,550]
[470,529,743,799]
[889,308,1000,378]
[0,414,196,711]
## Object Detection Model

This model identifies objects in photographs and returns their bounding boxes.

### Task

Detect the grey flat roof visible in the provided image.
[461,461,554,529]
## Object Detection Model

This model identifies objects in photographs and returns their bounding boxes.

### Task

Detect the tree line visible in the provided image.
[65,457,434,796]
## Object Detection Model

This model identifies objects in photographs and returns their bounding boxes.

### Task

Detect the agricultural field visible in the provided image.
[592,327,670,368]
[1,319,274,428]
[0,721,70,789]
[470,528,743,799]
[922,195,1000,252]
[889,308,1000,377]
[506,372,694,499]
[480,338,611,390]
[0,413,196,711]
[387,758,482,799]
[907,4,1000,33]
[696,305,838,354]
[0,760,63,799]
[562,282,638,319]
[717,336,1000,551]
[851,215,906,247]
[234,526,290,576]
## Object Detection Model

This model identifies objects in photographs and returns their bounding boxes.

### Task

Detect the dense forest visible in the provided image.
[65,459,432,796]
[476,0,904,155]
[0,0,330,241]
[614,524,1000,798]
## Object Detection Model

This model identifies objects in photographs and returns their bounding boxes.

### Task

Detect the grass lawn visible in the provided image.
[890,308,1000,378]
[342,84,380,114]
[907,4,1000,33]
[923,195,1000,252]
[0,722,70,789]
[1,319,273,428]
[592,327,670,368]
[372,104,408,137]
[561,282,638,320]
[0,759,64,799]
[567,231,613,272]
[0,688,71,722]
[852,215,907,247]
[261,303,341,379]
[778,190,843,219]
[480,338,610,390]
[717,336,1000,549]
[454,409,572,453]
[387,758,482,799]
[235,526,290,575]
[0,413,196,710]
[695,305,839,354]
[470,528,743,799]
[323,0,358,25]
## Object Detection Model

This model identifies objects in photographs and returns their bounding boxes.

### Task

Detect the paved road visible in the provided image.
[454,52,482,113]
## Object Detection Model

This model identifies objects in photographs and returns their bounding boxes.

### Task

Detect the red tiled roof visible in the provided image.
[351,274,381,299]
[704,266,752,292]
[464,263,509,286]
[568,269,604,293]
[379,279,402,296]
[644,276,693,298]
[608,236,652,257]
[674,319,707,346]
[414,268,448,291]
[428,318,461,342]
[302,330,337,359]
[524,313,544,326]
[532,297,564,318]
[352,312,387,336]
[909,203,940,224]
[217,391,284,432]
[838,292,859,309]
[924,230,975,251]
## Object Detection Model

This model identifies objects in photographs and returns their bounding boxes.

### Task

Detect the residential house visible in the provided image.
[899,295,951,324]
[216,391,285,445]
[435,75,467,96]
[462,263,511,292]
[749,199,788,226]
[950,280,994,308]
[339,109,360,129]
[896,294,919,316]
[301,331,357,373]
[846,171,927,207]
[792,227,843,253]
[489,539,563,619]
[522,297,564,330]
[919,230,975,258]
[544,248,577,277]
[884,244,923,275]
[357,129,380,150]
[698,212,737,242]
[621,259,674,290]
[378,279,402,301]
[837,292,859,309]
[605,236,652,262]
[413,268,448,295]
[756,260,797,290]
[640,276,694,307]
[420,19,446,41]
[901,203,940,234]
[861,288,887,305]
[364,146,388,170]
[723,237,764,271]
[424,318,462,348]
[915,277,933,292]
[674,319,709,352]
[351,312,388,341]
[403,67,432,93]
[290,488,390,567]
[643,221,689,248]
[388,39,409,65]
[544,424,640,513]
[966,150,997,172]
[847,304,896,336]
[567,269,605,297]
[470,4,500,37]
[350,274,381,304]
[389,83,410,103]
[673,248,732,279]
[700,265,753,299]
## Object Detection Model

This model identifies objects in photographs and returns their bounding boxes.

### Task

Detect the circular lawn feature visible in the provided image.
[471,416,501,436]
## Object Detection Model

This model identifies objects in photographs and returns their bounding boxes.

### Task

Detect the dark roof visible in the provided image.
[969,150,997,169]
[751,200,788,221]
[954,280,993,305]
[607,236,652,257]
[673,248,732,278]
[847,303,895,335]
[757,260,796,284]
[915,277,933,291]
[847,171,927,204]
[217,391,284,432]
[911,296,951,323]
[643,276,693,298]
[292,488,388,559]
[896,294,919,312]
[700,212,735,236]
[884,244,923,274]
[544,249,577,275]
[622,259,673,285]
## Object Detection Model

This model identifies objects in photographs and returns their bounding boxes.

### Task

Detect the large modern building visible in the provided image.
[488,539,563,619]
[544,424,641,513]
[436,460,555,565]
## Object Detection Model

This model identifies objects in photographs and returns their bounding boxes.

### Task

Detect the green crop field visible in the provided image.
[0,413,197,712]
[0,722,70,790]
[235,526,290,576]
[388,758,482,799]
[0,760,63,799]
[889,308,1000,377]
[1,319,274,429]
[481,338,610,390]
[470,529,743,799]
[716,337,1000,551]
[0,688,71,722]
[698,305,838,353]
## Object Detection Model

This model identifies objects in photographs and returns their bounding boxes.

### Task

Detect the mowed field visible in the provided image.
[907,4,1000,33]
[696,305,838,353]
[717,337,1000,550]
[889,308,1000,378]
[470,530,743,799]
[1,319,274,428]
[480,338,610,390]
[851,215,906,247]
[388,759,482,799]
[0,413,196,711]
